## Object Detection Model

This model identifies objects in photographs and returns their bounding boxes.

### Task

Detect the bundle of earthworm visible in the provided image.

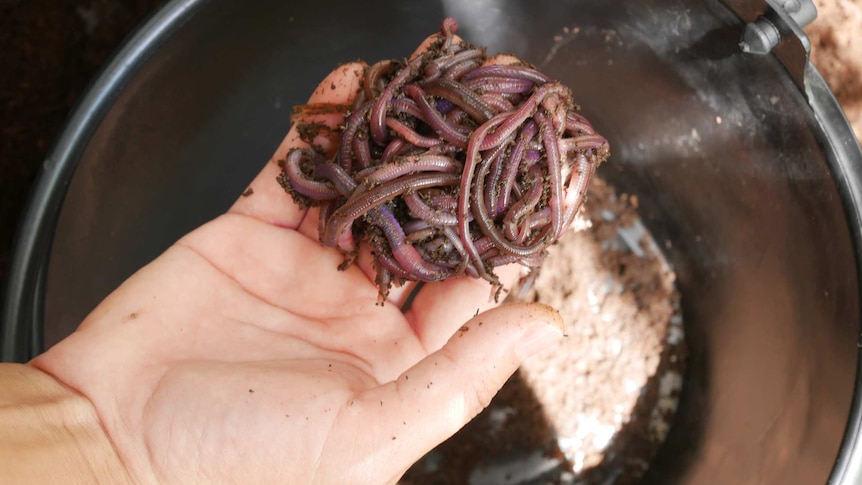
[279,18,610,300]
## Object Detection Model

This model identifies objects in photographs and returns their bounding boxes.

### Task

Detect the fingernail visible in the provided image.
[515,322,564,360]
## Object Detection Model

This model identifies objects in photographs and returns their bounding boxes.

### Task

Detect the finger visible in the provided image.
[485,53,522,66]
[177,213,431,371]
[409,32,463,60]
[178,213,384,320]
[229,62,366,229]
[328,302,564,482]
[403,263,522,352]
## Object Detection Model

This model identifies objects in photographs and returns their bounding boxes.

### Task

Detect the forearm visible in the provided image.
[0,364,132,484]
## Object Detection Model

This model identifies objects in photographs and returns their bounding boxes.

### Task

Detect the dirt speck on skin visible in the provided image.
[402,176,686,484]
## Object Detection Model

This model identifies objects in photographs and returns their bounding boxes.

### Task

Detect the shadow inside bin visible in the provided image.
[401,343,689,485]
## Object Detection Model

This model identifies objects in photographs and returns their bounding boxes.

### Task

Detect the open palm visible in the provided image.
[31,49,563,484]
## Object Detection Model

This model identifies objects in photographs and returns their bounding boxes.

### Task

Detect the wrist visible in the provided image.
[0,363,133,484]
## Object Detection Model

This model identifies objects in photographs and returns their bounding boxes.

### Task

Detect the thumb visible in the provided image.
[404,302,565,433]
[329,302,564,483]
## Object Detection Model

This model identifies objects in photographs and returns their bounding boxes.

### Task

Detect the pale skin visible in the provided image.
[0,35,564,484]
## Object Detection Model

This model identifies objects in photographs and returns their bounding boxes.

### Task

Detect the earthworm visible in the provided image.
[368,205,452,282]
[458,112,510,283]
[462,77,535,94]
[323,172,460,248]
[380,137,407,163]
[370,55,424,144]
[405,225,438,243]
[534,109,565,239]
[481,94,516,113]
[313,162,356,196]
[278,18,610,299]
[359,154,460,185]
[365,60,393,99]
[281,149,340,200]
[423,78,496,122]
[338,105,370,171]
[460,64,551,84]
[425,47,485,79]
[443,60,481,81]
[404,192,458,226]
[404,84,469,146]
[385,118,442,148]
[497,121,539,216]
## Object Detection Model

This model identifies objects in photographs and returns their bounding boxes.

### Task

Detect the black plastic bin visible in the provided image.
[4,0,862,482]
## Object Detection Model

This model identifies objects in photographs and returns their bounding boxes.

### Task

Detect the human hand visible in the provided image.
[24,35,565,484]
